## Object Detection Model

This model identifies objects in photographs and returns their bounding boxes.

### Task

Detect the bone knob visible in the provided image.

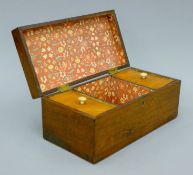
[78,96,87,105]
[140,72,148,79]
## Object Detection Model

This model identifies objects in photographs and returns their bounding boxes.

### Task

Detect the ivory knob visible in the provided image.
[78,96,87,105]
[140,72,148,79]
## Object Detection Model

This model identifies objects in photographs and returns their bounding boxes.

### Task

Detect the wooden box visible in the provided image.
[12,10,181,163]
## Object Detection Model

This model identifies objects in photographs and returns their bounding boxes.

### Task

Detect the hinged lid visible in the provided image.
[12,10,129,99]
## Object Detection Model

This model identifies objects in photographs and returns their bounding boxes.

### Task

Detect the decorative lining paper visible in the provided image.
[76,76,152,105]
[23,15,127,92]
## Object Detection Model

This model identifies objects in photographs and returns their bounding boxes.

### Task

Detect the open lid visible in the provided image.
[12,10,129,99]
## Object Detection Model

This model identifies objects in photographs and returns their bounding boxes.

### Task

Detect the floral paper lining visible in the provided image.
[76,76,152,105]
[23,14,127,92]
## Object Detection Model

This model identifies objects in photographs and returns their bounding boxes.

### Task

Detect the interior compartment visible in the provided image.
[75,76,153,105]
[49,90,116,117]
[113,68,174,89]
[49,67,174,116]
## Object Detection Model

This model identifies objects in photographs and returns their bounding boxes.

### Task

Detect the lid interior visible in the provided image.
[20,11,129,95]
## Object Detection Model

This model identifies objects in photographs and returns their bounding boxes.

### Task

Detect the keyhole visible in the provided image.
[141,101,145,107]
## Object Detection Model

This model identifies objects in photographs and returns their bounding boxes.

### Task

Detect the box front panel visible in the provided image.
[94,80,180,162]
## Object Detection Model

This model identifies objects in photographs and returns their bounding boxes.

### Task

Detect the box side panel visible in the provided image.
[42,98,95,163]
[94,80,180,163]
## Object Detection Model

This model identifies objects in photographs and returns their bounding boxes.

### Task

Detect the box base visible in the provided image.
[43,112,178,164]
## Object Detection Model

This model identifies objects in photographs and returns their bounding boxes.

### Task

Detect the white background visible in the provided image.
[0,0,193,174]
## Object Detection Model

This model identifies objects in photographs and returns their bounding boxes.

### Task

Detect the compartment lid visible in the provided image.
[12,10,129,99]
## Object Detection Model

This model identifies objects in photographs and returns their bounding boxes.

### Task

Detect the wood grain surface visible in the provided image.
[94,80,180,162]
[114,68,174,89]
[49,90,116,117]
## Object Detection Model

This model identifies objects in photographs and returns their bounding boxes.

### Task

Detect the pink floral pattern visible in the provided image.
[76,76,152,105]
[23,14,127,92]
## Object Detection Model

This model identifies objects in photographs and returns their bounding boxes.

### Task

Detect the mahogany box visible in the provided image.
[12,10,181,163]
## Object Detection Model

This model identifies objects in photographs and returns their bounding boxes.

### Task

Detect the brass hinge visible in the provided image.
[58,84,72,92]
[108,68,119,75]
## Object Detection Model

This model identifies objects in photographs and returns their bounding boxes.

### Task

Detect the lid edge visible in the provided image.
[12,28,42,99]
